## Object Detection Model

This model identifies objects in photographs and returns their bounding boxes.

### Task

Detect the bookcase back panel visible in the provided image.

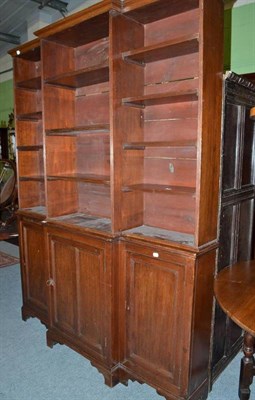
[117,107,144,142]
[14,58,41,82]
[144,119,198,142]
[16,120,42,146]
[47,180,78,217]
[79,183,111,218]
[122,150,144,184]
[124,0,199,25]
[76,81,109,97]
[145,146,196,159]
[76,136,110,176]
[144,101,198,121]
[121,191,144,229]
[75,92,109,126]
[18,181,45,208]
[144,192,195,233]
[46,136,76,175]
[44,86,75,130]
[145,54,199,87]
[144,8,199,46]
[42,40,74,79]
[16,89,41,115]
[47,181,111,219]
[45,12,109,48]
[18,150,44,178]
[75,38,109,70]
[144,158,196,187]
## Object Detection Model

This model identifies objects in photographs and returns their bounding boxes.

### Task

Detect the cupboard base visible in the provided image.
[21,304,48,328]
[46,329,120,388]
[118,367,209,400]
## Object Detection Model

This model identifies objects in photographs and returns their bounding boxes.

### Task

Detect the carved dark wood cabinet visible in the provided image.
[0,127,9,159]
[211,72,255,382]
[9,1,226,399]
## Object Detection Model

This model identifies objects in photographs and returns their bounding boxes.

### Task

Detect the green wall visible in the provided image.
[224,8,232,71]
[0,79,14,127]
[231,2,255,74]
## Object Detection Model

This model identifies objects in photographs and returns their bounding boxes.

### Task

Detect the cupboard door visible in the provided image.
[47,230,111,361]
[121,244,193,397]
[19,217,48,324]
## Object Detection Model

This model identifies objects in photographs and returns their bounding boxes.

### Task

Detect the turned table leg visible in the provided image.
[239,332,255,400]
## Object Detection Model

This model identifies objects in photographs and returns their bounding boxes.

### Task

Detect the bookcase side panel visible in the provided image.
[196,0,224,246]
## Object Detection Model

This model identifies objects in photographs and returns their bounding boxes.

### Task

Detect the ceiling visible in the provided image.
[0,0,96,58]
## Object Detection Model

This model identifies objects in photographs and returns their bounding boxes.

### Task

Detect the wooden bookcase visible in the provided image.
[11,39,45,213]
[42,27,112,222]
[9,1,226,399]
[9,39,48,325]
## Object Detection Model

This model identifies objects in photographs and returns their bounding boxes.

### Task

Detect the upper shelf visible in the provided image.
[45,63,109,89]
[19,175,44,182]
[122,183,195,195]
[16,76,41,91]
[123,0,199,24]
[123,89,198,108]
[47,173,110,185]
[17,145,43,151]
[122,34,199,66]
[123,140,197,150]
[16,111,42,121]
[45,124,110,136]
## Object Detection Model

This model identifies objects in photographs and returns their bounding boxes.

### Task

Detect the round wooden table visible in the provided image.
[214,260,255,400]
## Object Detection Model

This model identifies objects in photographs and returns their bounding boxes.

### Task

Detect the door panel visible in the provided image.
[123,244,193,392]
[48,232,107,356]
[20,218,48,321]
[50,240,77,334]
[242,108,255,186]
[76,246,103,348]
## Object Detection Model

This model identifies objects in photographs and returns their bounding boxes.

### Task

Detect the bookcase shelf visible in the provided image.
[17,145,43,151]
[123,224,195,246]
[48,213,112,232]
[122,89,198,108]
[16,76,41,90]
[19,176,45,182]
[16,111,42,121]
[45,63,109,89]
[122,183,195,195]
[47,173,110,185]
[123,140,197,150]
[45,124,110,136]
[122,33,199,65]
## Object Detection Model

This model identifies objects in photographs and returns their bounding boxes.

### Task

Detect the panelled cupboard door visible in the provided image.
[19,217,48,325]
[121,243,194,398]
[46,229,113,364]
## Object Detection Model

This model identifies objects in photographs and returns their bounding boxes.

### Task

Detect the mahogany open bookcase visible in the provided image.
[9,1,224,399]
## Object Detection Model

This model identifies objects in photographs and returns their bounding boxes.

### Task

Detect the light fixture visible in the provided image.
[30,0,68,17]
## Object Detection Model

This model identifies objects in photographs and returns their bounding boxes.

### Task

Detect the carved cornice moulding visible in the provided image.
[225,71,255,92]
